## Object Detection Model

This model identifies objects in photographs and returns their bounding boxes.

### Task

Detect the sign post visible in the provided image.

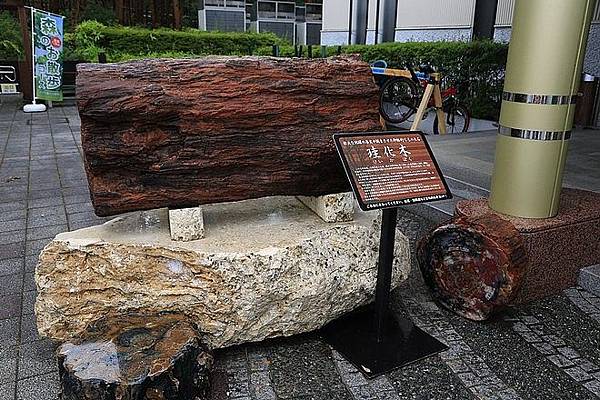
[23,7,65,112]
[321,131,451,378]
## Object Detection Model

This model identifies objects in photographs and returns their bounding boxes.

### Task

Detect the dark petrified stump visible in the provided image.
[76,56,381,216]
[58,314,212,400]
[455,188,600,304]
[418,213,528,320]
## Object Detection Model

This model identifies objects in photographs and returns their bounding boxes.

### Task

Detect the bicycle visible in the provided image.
[375,61,471,134]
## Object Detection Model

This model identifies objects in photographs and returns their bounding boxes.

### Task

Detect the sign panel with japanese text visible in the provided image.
[33,9,64,101]
[334,131,451,211]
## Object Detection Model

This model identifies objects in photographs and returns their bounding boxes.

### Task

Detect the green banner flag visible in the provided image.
[33,9,64,102]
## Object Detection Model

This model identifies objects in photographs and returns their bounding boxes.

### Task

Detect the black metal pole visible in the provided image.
[348,0,354,45]
[308,45,313,58]
[374,0,380,44]
[375,207,397,343]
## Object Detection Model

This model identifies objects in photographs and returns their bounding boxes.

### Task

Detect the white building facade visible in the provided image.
[321,0,600,75]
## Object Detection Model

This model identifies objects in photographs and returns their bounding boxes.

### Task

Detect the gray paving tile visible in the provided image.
[0,243,24,260]
[26,225,67,241]
[21,291,36,316]
[0,259,23,277]
[0,274,22,297]
[15,371,60,400]
[0,317,18,350]
[0,347,17,384]
[0,382,15,400]
[25,239,51,257]
[17,340,57,380]
[0,231,25,245]
[23,256,37,274]
[19,314,41,344]
[0,209,26,223]
[0,294,20,321]
[22,274,35,294]
[0,220,26,235]
[27,197,63,210]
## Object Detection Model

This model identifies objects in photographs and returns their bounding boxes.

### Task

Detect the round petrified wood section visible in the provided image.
[58,314,212,400]
[417,213,528,321]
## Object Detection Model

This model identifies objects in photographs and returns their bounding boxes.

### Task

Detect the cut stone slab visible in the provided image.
[36,196,410,349]
[297,192,355,223]
[58,313,212,400]
[169,206,205,241]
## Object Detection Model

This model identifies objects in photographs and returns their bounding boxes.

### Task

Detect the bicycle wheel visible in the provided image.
[434,103,470,134]
[379,77,419,124]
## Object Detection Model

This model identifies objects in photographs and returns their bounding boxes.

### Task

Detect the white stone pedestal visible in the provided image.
[36,196,410,349]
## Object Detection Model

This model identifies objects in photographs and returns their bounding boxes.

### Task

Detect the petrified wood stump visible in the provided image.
[76,56,381,216]
[58,314,212,400]
[417,213,528,321]
[456,188,600,304]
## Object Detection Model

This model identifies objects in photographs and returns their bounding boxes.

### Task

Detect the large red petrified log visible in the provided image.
[76,56,381,216]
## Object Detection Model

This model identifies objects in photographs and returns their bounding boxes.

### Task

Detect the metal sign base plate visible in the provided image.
[321,305,448,379]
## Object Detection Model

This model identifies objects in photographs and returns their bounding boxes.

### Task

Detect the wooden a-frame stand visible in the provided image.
[409,72,446,134]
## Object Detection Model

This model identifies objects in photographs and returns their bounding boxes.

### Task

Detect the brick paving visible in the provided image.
[1,96,600,399]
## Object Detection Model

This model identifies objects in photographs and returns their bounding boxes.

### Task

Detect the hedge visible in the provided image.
[1,15,508,120]
[257,41,508,120]
[68,21,287,62]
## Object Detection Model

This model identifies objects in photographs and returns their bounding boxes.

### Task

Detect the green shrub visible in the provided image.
[0,11,24,60]
[70,22,286,62]
[257,40,508,120]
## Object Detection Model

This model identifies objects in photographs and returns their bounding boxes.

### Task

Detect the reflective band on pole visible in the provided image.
[498,126,572,141]
[502,91,578,105]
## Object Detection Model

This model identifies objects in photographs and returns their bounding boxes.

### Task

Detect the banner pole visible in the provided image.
[23,6,46,112]
[30,6,36,105]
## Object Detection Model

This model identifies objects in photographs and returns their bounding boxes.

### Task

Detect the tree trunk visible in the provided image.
[58,314,212,400]
[418,213,528,321]
[173,0,181,29]
[115,0,124,24]
[18,6,33,102]
[77,56,381,216]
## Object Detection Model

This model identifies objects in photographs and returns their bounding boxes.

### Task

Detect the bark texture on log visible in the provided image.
[417,213,528,321]
[77,56,381,216]
[58,314,212,400]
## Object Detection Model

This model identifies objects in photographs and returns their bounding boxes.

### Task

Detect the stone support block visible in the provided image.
[169,207,205,241]
[297,192,355,223]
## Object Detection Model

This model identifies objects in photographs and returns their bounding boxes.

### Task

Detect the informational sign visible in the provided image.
[33,9,64,101]
[334,131,451,211]
[1,84,17,94]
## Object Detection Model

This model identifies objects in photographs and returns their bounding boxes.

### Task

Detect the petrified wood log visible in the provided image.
[58,314,212,400]
[417,213,528,321]
[77,56,381,216]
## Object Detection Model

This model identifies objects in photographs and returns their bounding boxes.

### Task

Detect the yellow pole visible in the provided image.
[489,0,597,218]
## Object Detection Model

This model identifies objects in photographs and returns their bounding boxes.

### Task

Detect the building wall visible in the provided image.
[320,0,350,45]
[395,0,475,29]
[394,28,472,42]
